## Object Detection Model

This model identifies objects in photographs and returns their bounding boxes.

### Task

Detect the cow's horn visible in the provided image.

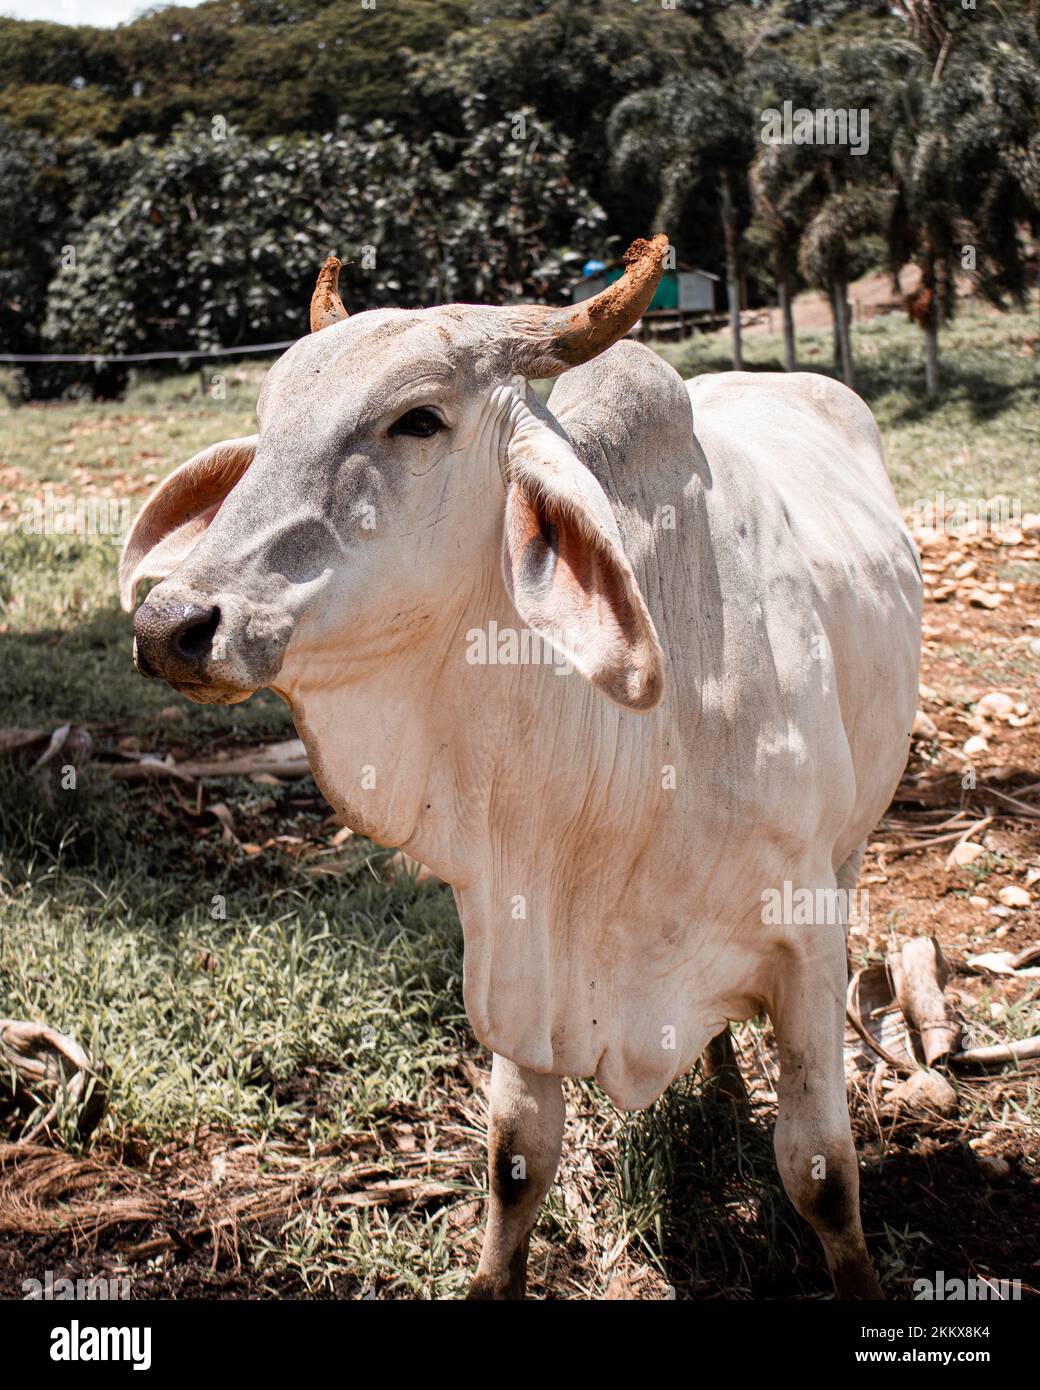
[310,256,348,332]
[507,234,669,376]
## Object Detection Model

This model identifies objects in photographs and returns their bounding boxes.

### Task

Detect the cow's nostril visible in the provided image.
[174,605,221,664]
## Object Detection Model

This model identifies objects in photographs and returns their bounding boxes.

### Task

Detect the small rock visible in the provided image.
[955,559,978,580]
[963,735,989,756]
[947,841,986,869]
[968,895,989,909]
[912,710,938,739]
[968,589,1002,609]
[886,1069,958,1117]
[975,691,1015,720]
[975,1153,1010,1183]
[998,885,1031,909]
[988,905,1011,919]
[914,526,944,550]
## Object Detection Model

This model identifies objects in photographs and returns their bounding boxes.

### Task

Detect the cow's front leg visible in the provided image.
[467,1054,565,1300]
[767,927,883,1300]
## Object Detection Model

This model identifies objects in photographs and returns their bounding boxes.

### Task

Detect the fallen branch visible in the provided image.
[888,938,961,1066]
[948,1036,1040,1070]
[108,738,311,783]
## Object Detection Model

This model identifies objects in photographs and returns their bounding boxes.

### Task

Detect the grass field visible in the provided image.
[0,304,1037,1299]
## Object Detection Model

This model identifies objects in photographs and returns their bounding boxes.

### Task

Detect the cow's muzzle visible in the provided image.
[132,590,289,703]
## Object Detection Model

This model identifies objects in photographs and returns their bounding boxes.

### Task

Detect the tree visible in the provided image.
[41,111,603,377]
[609,70,755,369]
[748,53,819,371]
[0,2,473,145]
[788,41,904,388]
[0,123,65,354]
[406,0,693,243]
[882,13,1040,398]
[749,145,814,371]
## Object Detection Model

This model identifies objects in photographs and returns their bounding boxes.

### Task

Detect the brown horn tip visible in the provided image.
[507,233,670,377]
[310,256,348,333]
[586,234,670,324]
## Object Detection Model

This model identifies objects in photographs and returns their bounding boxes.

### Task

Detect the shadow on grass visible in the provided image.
[856,355,1033,426]
[0,603,292,748]
[615,1077,820,1299]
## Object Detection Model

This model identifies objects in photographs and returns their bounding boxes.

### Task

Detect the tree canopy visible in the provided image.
[0,0,1037,398]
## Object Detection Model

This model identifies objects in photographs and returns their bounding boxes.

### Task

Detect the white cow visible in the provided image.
[121,237,921,1299]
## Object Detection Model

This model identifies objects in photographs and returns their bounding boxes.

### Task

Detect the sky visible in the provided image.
[1,0,206,24]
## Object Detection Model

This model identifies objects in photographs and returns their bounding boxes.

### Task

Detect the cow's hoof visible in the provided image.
[833,1262,885,1300]
[466,1262,527,1300]
[466,1276,521,1301]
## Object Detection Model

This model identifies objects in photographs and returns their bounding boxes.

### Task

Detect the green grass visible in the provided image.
[0,311,1037,1299]
[0,361,290,743]
[0,773,468,1140]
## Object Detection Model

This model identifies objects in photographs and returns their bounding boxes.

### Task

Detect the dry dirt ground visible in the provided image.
[742,265,999,335]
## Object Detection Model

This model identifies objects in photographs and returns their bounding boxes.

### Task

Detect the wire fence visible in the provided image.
[0,341,296,364]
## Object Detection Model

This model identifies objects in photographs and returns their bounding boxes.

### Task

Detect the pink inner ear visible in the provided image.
[511,488,635,646]
[503,481,664,712]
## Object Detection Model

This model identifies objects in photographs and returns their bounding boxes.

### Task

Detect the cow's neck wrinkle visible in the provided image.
[283,565,665,897]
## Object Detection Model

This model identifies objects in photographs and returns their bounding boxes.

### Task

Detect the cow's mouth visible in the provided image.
[133,633,253,703]
[168,679,256,706]
[132,591,289,701]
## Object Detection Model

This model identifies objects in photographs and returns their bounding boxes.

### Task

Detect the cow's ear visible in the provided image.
[502,412,664,712]
[118,436,257,611]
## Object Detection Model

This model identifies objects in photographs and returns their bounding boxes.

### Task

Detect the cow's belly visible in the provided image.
[456,809,841,1111]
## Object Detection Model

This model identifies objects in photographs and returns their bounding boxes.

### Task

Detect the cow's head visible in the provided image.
[120,237,668,715]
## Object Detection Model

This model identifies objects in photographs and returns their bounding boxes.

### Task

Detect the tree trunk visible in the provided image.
[923,305,939,400]
[833,272,855,388]
[922,254,940,401]
[719,171,743,371]
[776,246,796,372]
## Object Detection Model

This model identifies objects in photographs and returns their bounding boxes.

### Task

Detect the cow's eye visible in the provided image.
[390,408,443,438]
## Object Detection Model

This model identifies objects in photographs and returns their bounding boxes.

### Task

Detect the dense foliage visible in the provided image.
[0,0,1037,397]
[44,104,602,360]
